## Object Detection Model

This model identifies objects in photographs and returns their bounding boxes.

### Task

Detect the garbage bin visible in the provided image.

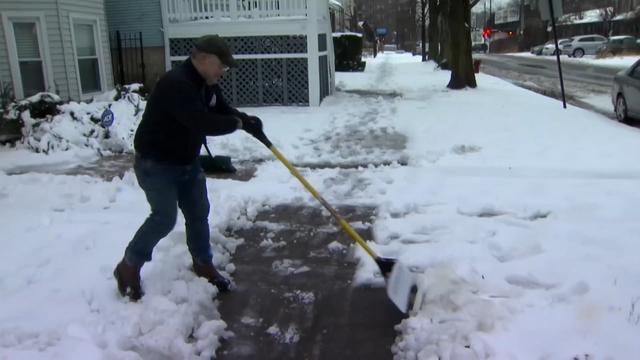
[473,59,482,74]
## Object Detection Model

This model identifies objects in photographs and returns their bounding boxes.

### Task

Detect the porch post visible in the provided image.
[323,3,335,95]
[307,0,320,106]
[229,0,238,20]
[160,0,171,71]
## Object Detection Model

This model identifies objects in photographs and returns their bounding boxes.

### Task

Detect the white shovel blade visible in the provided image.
[386,261,417,313]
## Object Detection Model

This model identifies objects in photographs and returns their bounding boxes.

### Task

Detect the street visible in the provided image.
[477,53,624,120]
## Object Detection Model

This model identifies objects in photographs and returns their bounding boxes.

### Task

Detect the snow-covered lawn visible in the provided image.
[510,51,639,69]
[2,52,640,359]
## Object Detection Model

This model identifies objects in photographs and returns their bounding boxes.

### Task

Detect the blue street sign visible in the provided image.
[376,27,388,36]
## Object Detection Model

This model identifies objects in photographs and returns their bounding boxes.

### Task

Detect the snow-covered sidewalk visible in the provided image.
[2,53,640,359]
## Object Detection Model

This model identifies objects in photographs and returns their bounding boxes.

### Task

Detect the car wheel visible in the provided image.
[573,48,585,58]
[615,95,628,122]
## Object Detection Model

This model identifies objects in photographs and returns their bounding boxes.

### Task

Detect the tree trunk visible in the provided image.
[447,0,477,89]
[438,0,451,66]
[421,0,427,62]
[427,0,439,61]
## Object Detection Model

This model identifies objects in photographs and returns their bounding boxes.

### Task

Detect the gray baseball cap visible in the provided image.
[194,35,238,68]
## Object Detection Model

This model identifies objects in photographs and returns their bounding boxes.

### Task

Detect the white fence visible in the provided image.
[165,0,308,22]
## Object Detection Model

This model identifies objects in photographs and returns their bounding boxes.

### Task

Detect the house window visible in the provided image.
[72,20,102,94]
[2,13,54,99]
[13,22,46,97]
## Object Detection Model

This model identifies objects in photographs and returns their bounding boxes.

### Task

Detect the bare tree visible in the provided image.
[428,0,440,61]
[423,0,478,88]
[419,0,427,61]
[438,0,451,67]
[447,0,477,89]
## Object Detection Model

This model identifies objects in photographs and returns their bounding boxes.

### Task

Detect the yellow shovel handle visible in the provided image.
[267,144,380,260]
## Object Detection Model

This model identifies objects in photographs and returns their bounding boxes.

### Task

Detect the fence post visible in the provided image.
[139,32,146,86]
[116,31,125,85]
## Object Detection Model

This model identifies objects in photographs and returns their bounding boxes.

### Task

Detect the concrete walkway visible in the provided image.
[218,204,405,359]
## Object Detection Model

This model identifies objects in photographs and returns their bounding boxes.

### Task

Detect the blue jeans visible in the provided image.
[124,155,212,267]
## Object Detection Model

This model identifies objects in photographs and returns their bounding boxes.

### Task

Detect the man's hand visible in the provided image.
[240,115,263,137]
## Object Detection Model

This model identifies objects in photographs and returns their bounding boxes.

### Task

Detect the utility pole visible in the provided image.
[421,0,426,62]
[548,0,567,109]
[484,1,487,26]
[520,0,525,34]
[520,0,526,51]
[489,0,492,25]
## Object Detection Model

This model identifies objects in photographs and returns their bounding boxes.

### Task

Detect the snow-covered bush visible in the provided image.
[3,85,145,154]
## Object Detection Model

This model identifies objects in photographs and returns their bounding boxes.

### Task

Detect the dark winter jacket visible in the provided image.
[134,58,242,165]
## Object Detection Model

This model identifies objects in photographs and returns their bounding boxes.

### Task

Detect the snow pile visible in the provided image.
[6,85,144,154]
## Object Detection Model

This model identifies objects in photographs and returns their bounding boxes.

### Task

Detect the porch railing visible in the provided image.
[165,0,308,23]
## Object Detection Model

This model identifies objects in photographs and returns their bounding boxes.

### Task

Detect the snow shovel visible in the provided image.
[251,130,417,313]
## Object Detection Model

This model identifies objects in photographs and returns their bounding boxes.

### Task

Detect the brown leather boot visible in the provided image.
[114,259,143,301]
[192,260,231,293]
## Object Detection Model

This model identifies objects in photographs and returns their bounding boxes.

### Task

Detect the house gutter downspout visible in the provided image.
[56,0,72,99]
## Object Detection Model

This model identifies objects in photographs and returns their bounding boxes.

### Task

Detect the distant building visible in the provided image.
[329,0,356,32]
[354,0,417,51]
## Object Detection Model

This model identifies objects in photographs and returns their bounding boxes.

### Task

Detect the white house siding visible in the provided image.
[58,0,114,100]
[0,0,113,101]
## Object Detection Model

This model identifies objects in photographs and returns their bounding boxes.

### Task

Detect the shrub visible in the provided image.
[0,81,14,114]
[1,92,62,145]
[1,86,144,153]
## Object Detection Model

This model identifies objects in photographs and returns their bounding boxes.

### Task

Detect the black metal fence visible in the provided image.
[110,31,146,86]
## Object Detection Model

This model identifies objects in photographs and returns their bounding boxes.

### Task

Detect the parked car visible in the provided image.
[383,44,398,52]
[531,40,553,55]
[472,42,488,53]
[596,35,639,57]
[541,38,571,56]
[611,59,640,122]
[561,35,608,57]
[413,41,423,55]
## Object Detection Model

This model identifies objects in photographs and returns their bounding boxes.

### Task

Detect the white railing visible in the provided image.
[165,0,308,22]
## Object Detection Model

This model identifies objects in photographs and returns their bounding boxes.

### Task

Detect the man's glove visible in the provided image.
[240,115,263,137]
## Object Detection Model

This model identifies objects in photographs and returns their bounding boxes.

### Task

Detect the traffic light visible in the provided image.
[482,26,493,39]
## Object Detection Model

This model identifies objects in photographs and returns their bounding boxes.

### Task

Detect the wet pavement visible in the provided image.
[4,154,258,182]
[219,205,405,360]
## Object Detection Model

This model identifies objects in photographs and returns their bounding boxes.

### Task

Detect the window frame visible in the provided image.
[1,12,55,99]
[69,14,106,98]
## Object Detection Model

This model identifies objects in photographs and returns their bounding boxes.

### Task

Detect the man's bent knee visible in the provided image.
[148,211,178,236]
